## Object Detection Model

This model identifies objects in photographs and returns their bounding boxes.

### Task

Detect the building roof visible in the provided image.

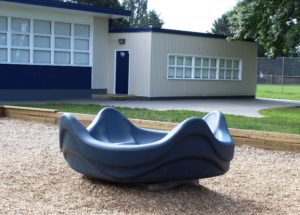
[0,0,131,18]
[110,28,227,39]
[110,28,255,42]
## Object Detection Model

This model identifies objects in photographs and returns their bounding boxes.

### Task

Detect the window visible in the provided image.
[0,48,7,62]
[232,60,240,79]
[175,57,183,78]
[74,52,89,65]
[168,54,242,81]
[11,49,29,63]
[219,59,225,79]
[168,56,175,78]
[0,16,91,66]
[219,59,241,80]
[11,17,30,63]
[194,58,201,79]
[0,34,7,46]
[0,17,7,45]
[74,24,90,65]
[0,16,8,62]
[168,55,193,79]
[210,58,217,79]
[202,58,209,79]
[54,22,71,64]
[184,57,192,78]
[54,51,70,64]
[33,20,51,63]
[34,50,51,64]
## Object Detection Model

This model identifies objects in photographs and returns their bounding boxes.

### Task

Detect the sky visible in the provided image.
[147,0,238,33]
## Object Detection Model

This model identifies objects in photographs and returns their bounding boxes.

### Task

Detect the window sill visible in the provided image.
[0,62,92,67]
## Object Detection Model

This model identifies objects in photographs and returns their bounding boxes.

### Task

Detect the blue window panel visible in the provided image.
[0,64,91,89]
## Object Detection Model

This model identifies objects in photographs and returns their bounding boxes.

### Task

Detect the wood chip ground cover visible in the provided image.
[0,118,299,214]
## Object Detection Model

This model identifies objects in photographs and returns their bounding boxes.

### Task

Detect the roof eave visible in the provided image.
[0,0,131,19]
[109,27,256,42]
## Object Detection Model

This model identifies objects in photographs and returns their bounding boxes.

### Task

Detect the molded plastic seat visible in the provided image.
[59,107,235,183]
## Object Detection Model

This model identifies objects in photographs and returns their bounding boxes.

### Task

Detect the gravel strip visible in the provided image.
[0,118,299,214]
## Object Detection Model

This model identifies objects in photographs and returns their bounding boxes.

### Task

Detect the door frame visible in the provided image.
[114,49,131,94]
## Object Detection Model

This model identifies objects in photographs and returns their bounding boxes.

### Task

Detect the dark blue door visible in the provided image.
[115,51,129,94]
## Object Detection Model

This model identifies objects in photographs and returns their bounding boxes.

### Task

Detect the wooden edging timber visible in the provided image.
[0,105,299,153]
[1,105,58,124]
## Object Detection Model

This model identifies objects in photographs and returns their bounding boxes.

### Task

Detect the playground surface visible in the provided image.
[0,118,299,214]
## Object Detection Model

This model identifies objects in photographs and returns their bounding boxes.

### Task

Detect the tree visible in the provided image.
[147,10,164,28]
[227,0,300,57]
[123,0,148,27]
[64,0,164,29]
[122,0,164,28]
[212,10,270,57]
[211,12,232,35]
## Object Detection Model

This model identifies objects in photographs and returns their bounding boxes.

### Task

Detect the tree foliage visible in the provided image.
[65,0,163,29]
[227,0,300,57]
[211,12,232,35]
[147,9,164,28]
[122,0,163,28]
[123,0,148,27]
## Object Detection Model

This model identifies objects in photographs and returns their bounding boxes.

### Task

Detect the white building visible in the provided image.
[0,0,257,100]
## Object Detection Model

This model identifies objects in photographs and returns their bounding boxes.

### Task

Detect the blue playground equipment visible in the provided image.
[59,107,234,183]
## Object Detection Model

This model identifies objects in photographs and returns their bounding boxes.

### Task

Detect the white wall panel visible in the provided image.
[150,33,257,97]
[108,32,152,97]
[92,17,109,89]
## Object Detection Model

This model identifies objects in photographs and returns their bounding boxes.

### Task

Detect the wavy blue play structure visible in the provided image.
[59,107,234,183]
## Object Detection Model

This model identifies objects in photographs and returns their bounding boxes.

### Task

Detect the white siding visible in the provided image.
[108,32,152,97]
[92,17,109,89]
[0,4,93,23]
[150,32,257,97]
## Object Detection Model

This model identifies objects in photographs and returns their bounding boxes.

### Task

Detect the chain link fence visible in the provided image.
[257,57,300,85]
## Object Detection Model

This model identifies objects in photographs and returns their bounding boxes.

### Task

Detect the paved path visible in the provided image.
[10,97,299,118]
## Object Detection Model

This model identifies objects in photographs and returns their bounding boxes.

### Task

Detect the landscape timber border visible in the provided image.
[0,105,299,153]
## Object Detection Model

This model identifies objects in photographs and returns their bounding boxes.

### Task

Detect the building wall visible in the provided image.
[108,32,152,97]
[0,64,91,89]
[0,3,95,98]
[92,17,109,90]
[0,3,93,66]
[150,32,257,97]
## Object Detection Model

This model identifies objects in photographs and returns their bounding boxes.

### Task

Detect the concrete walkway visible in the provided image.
[11,97,299,118]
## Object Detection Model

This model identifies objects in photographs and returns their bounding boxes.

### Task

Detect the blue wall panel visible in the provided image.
[0,64,91,89]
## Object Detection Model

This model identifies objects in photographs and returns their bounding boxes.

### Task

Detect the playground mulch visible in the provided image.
[0,118,299,214]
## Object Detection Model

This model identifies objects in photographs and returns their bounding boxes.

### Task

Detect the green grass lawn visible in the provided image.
[256,84,300,100]
[17,103,300,135]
